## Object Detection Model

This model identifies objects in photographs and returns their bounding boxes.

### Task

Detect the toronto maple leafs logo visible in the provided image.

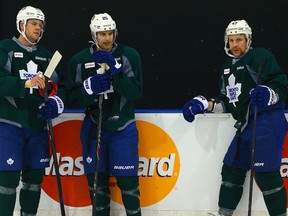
[226,74,241,107]
[19,60,38,80]
[7,158,14,165]
[19,60,40,93]
[86,157,92,164]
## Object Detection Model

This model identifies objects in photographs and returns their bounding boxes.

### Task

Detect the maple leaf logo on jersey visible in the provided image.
[19,60,38,81]
[7,158,14,165]
[226,74,241,107]
[86,157,92,164]
[19,60,40,93]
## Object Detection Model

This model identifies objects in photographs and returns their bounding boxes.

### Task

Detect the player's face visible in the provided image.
[25,19,43,42]
[96,30,114,51]
[228,34,248,58]
[20,19,43,45]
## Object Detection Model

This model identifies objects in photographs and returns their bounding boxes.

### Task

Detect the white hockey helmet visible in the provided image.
[224,20,252,57]
[16,6,45,45]
[89,13,117,47]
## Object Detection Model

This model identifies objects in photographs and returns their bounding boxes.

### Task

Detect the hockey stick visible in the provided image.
[248,64,261,216]
[92,94,103,216]
[42,51,66,216]
[92,63,106,216]
[248,103,257,216]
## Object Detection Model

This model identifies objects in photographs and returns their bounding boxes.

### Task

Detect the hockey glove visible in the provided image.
[182,95,209,122]
[38,96,64,120]
[83,73,111,95]
[92,50,122,76]
[250,85,278,107]
[38,80,58,97]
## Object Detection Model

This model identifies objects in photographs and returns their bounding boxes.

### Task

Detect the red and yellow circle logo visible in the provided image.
[42,119,180,208]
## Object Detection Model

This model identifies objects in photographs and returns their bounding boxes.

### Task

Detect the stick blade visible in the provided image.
[44,51,62,79]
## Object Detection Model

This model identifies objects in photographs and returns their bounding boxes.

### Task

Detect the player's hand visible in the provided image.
[38,96,64,120]
[182,96,208,122]
[25,74,45,89]
[250,85,278,107]
[92,50,122,76]
[83,73,111,95]
[38,81,58,97]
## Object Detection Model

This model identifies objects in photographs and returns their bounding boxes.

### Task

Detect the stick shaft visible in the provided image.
[92,94,104,216]
[44,89,66,216]
[248,64,261,216]
[248,105,257,216]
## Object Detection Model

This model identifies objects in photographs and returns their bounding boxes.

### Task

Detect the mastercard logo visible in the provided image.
[42,119,180,208]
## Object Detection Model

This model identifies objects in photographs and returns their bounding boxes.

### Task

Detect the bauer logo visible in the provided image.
[109,120,180,207]
[42,118,180,208]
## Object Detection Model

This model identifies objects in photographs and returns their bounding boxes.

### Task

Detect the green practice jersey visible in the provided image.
[216,47,288,128]
[0,37,63,131]
[66,43,143,131]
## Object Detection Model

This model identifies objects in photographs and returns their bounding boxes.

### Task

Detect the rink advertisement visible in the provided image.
[15,111,288,214]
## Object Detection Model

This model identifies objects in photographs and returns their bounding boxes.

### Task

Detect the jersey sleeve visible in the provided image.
[0,41,26,97]
[112,47,143,100]
[65,53,98,109]
[256,48,288,101]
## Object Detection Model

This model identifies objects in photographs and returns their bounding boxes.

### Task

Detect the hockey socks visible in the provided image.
[0,170,20,215]
[87,172,111,216]
[263,186,287,216]
[87,173,141,215]
[20,169,44,215]
[117,176,141,216]
[218,182,242,215]
[255,171,287,216]
[218,165,246,214]
[20,183,41,215]
[0,185,17,216]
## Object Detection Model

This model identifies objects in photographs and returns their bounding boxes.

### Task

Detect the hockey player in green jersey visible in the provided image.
[65,13,142,215]
[183,20,288,216]
[0,6,65,215]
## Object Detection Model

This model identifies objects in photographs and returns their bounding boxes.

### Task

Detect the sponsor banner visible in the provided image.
[15,112,288,212]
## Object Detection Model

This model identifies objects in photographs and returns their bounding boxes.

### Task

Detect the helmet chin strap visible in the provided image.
[89,39,102,51]
[90,32,100,49]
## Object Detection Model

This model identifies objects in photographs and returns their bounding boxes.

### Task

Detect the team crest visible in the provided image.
[19,60,38,81]
[226,74,241,107]
[19,60,41,94]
